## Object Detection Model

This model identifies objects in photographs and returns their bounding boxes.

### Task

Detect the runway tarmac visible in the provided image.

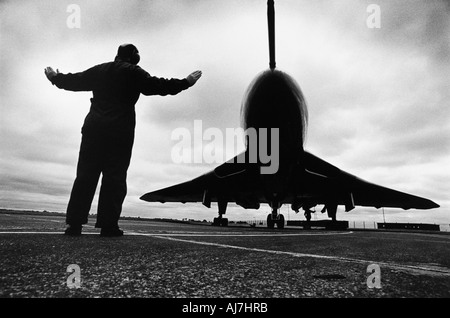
[0,212,449,298]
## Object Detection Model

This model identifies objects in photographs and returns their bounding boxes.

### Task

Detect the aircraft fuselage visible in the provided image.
[240,69,308,207]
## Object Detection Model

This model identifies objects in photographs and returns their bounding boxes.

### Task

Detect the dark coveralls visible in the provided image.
[51,60,190,228]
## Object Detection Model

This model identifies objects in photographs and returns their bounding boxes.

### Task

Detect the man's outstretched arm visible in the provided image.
[138,69,202,96]
[44,66,97,91]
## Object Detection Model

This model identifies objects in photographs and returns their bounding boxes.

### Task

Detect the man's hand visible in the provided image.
[44,67,59,82]
[186,70,202,86]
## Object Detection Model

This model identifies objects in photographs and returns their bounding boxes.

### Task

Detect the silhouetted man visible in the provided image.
[44,44,202,236]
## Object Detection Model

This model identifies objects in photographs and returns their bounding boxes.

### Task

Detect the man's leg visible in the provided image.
[95,134,133,231]
[66,133,102,227]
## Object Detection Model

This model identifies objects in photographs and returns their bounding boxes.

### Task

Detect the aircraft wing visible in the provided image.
[140,152,266,209]
[301,151,440,210]
[140,151,439,211]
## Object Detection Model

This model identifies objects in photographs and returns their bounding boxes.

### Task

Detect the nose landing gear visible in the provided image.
[213,215,228,227]
[212,199,228,227]
[267,203,285,229]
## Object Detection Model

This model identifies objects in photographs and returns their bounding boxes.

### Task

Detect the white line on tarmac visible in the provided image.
[128,231,353,237]
[0,230,351,237]
[0,231,97,235]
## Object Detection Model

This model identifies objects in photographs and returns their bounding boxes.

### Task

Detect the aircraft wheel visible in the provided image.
[221,218,228,227]
[267,214,275,229]
[213,217,228,227]
[276,214,285,229]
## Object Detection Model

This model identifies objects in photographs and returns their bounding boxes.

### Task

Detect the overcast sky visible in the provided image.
[1,0,449,225]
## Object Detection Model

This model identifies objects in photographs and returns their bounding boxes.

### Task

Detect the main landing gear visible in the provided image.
[213,215,228,227]
[267,204,284,229]
[212,199,228,227]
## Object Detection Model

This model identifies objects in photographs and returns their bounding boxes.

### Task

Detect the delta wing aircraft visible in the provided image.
[141,0,439,228]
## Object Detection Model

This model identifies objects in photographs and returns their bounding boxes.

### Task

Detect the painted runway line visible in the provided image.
[0,231,95,235]
[0,230,353,237]
[128,231,353,237]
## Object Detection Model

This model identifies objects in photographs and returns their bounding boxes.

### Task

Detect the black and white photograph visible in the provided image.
[1,0,449,305]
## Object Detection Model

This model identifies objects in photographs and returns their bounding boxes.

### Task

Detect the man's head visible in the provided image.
[116,44,140,65]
